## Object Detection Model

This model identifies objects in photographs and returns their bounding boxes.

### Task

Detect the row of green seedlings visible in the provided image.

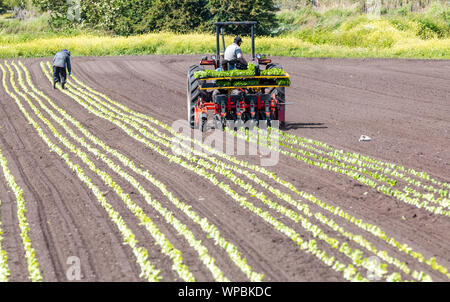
[0,156,11,281]
[272,127,450,197]
[13,61,239,282]
[43,62,372,282]
[0,77,42,282]
[233,128,450,217]
[269,128,450,205]
[22,62,262,282]
[65,68,450,281]
[2,62,166,282]
[58,67,430,282]
[254,128,450,213]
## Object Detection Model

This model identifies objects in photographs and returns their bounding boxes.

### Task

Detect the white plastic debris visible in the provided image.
[359,135,371,142]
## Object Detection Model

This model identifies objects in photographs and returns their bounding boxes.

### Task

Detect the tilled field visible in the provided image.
[0,55,449,282]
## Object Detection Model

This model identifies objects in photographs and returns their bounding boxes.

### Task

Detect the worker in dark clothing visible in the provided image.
[53,49,71,89]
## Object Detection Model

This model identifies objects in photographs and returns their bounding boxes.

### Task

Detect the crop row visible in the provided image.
[20,61,261,282]
[0,162,11,281]
[42,62,372,281]
[2,61,167,281]
[273,128,450,195]
[271,129,450,204]
[61,68,450,281]
[234,128,450,217]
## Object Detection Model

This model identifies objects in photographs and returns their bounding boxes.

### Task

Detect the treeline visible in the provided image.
[30,0,279,35]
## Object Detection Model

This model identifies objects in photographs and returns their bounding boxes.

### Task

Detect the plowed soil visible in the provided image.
[0,55,448,282]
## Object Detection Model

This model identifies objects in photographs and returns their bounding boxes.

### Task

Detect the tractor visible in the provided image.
[187,21,290,131]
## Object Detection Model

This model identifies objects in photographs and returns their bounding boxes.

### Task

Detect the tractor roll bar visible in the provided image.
[214,21,258,68]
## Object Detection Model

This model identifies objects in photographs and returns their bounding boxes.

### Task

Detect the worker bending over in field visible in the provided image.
[224,36,248,70]
[52,49,72,89]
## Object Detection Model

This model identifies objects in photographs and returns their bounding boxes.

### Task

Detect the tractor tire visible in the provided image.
[187,65,204,129]
[266,63,286,129]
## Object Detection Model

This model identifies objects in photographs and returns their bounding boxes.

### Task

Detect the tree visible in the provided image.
[207,0,278,35]
[137,0,209,34]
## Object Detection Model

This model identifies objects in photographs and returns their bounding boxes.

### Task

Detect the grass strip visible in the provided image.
[234,128,450,217]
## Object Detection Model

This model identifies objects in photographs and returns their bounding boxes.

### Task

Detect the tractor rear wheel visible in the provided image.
[187,65,204,129]
[266,63,286,129]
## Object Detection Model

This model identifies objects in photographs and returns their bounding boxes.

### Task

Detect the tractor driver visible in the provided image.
[224,36,248,70]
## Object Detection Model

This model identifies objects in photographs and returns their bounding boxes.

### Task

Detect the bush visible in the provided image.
[416,17,444,39]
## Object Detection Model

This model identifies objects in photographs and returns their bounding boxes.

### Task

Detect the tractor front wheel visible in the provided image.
[187,65,204,129]
[266,63,286,129]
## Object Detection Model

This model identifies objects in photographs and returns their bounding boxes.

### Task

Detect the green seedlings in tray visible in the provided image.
[260,68,285,76]
[215,80,232,87]
[0,63,42,282]
[233,80,260,87]
[276,78,291,86]
[195,62,259,78]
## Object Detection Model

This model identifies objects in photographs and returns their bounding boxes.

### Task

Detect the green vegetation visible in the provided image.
[30,0,277,36]
[0,0,448,59]
[261,68,285,76]
[194,63,256,78]
[195,63,289,87]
